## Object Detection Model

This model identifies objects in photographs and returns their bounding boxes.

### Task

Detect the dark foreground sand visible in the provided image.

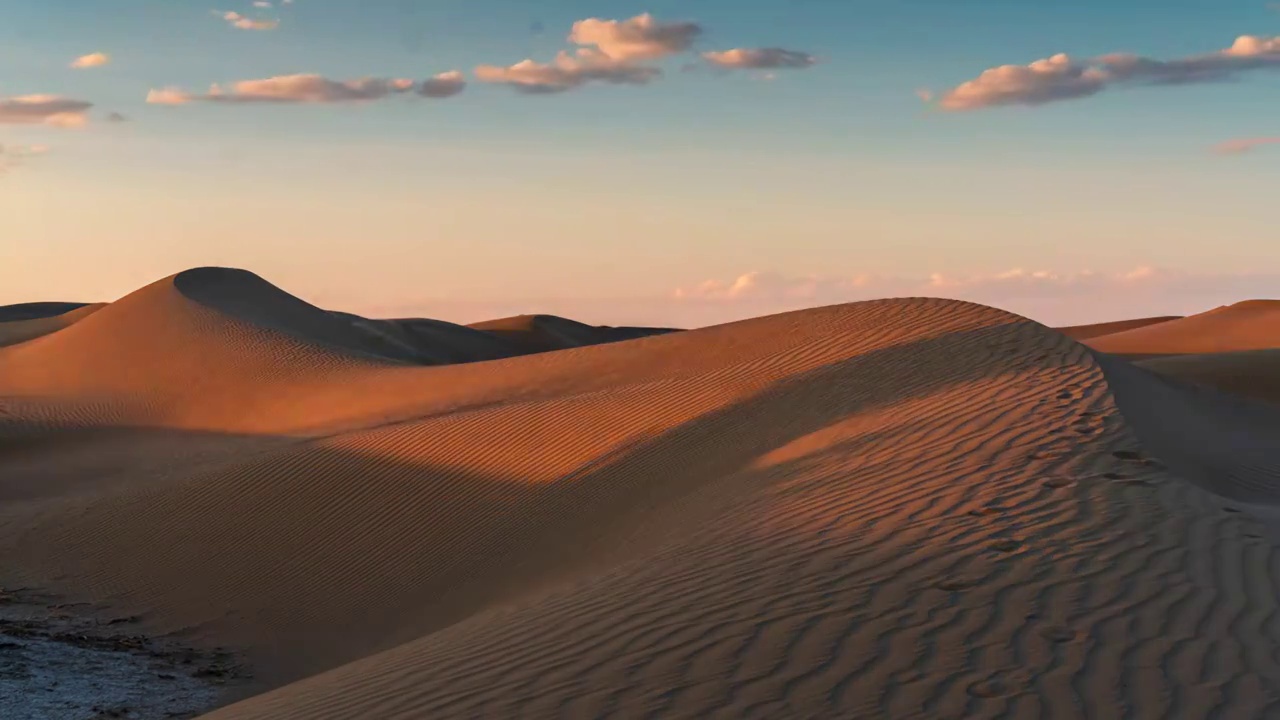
[3,268,1280,719]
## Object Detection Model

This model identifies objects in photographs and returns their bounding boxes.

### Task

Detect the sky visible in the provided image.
[2,0,1278,327]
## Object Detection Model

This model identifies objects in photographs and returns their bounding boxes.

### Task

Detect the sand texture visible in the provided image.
[3,268,1280,719]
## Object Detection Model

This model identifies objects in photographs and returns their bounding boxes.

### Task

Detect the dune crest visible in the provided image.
[3,270,1280,719]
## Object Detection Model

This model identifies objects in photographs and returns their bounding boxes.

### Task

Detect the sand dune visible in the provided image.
[1085,300,1280,357]
[0,301,91,322]
[4,269,1280,718]
[468,314,675,355]
[0,303,104,348]
[1054,315,1180,340]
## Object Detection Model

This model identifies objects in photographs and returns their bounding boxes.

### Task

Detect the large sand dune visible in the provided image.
[3,268,1280,718]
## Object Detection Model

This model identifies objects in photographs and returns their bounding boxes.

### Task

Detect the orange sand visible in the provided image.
[3,268,1280,719]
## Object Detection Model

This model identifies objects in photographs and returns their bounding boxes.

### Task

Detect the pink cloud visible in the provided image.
[667,267,1280,327]
[1211,136,1280,155]
[702,48,816,70]
[146,74,452,105]
[932,34,1280,110]
[216,10,278,31]
[70,52,110,69]
[417,70,466,98]
[0,94,93,127]
[475,50,660,93]
[936,54,1109,110]
[568,13,702,61]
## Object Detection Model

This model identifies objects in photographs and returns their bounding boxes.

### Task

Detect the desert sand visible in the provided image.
[3,268,1280,719]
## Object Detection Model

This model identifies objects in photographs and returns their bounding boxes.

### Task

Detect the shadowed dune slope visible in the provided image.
[1137,349,1280,405]
[1085,300,1280,356]
[1054,315,1180,340]
[0,301,90,322]
[468,313,677,355]
[4,275,1280,718]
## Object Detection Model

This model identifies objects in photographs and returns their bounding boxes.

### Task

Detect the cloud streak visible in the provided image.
[933,34,1280,110]
[70,52,110,69]
[475,50,659,93]
[216,10,279,31]
[1212,136,1280,154]
[0,95,93,127]
[146,73,464,104]
[0,143,50,174]
[702,48,816,70]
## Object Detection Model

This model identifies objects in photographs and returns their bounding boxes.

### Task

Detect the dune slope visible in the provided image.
[0,303,104,348]
[3,271,1280,719]
[1085,300,1280,357]
[1054,315,1180,341]
[1137,349,1280,405]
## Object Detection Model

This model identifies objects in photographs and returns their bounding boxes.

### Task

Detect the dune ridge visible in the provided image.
[3,269,1280,718]
[1085,300,1280,357]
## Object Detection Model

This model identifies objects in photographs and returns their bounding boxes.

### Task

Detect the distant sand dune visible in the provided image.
[0,301,91,322]
[0,303,103,348]
[1054,315,1180,341]
[3,269,1280,718]
[1086,300,1280,356]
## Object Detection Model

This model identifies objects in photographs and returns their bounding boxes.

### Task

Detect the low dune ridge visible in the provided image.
[1054,315,1181,341]
[468,314,676,355]
[0,303,105,348]
[3,270,1280,718]
[0,301,92,322]
[1085,300,1280,357]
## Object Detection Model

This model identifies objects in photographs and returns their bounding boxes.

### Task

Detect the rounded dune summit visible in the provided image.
[3,269,1280,719]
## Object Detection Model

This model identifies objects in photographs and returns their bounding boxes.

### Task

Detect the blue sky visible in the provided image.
[2,0,1278,325]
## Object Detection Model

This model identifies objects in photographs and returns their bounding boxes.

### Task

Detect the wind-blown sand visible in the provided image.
[3,268,1280,718]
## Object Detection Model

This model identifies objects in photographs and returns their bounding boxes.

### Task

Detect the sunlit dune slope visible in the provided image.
[3,271,1280,719]
[1085,300,1280,356]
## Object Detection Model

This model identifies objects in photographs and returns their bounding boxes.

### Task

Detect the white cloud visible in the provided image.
[933,34,1280,110]
[0,95,93,127]
[568,13,702,61]
[253,1,272,7]
[475,49,660,93]
[147,74,425,104]
[70,52,110,69]
[1212,136,1280,154]
[418,70,466,98]
[702,48,816,70]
